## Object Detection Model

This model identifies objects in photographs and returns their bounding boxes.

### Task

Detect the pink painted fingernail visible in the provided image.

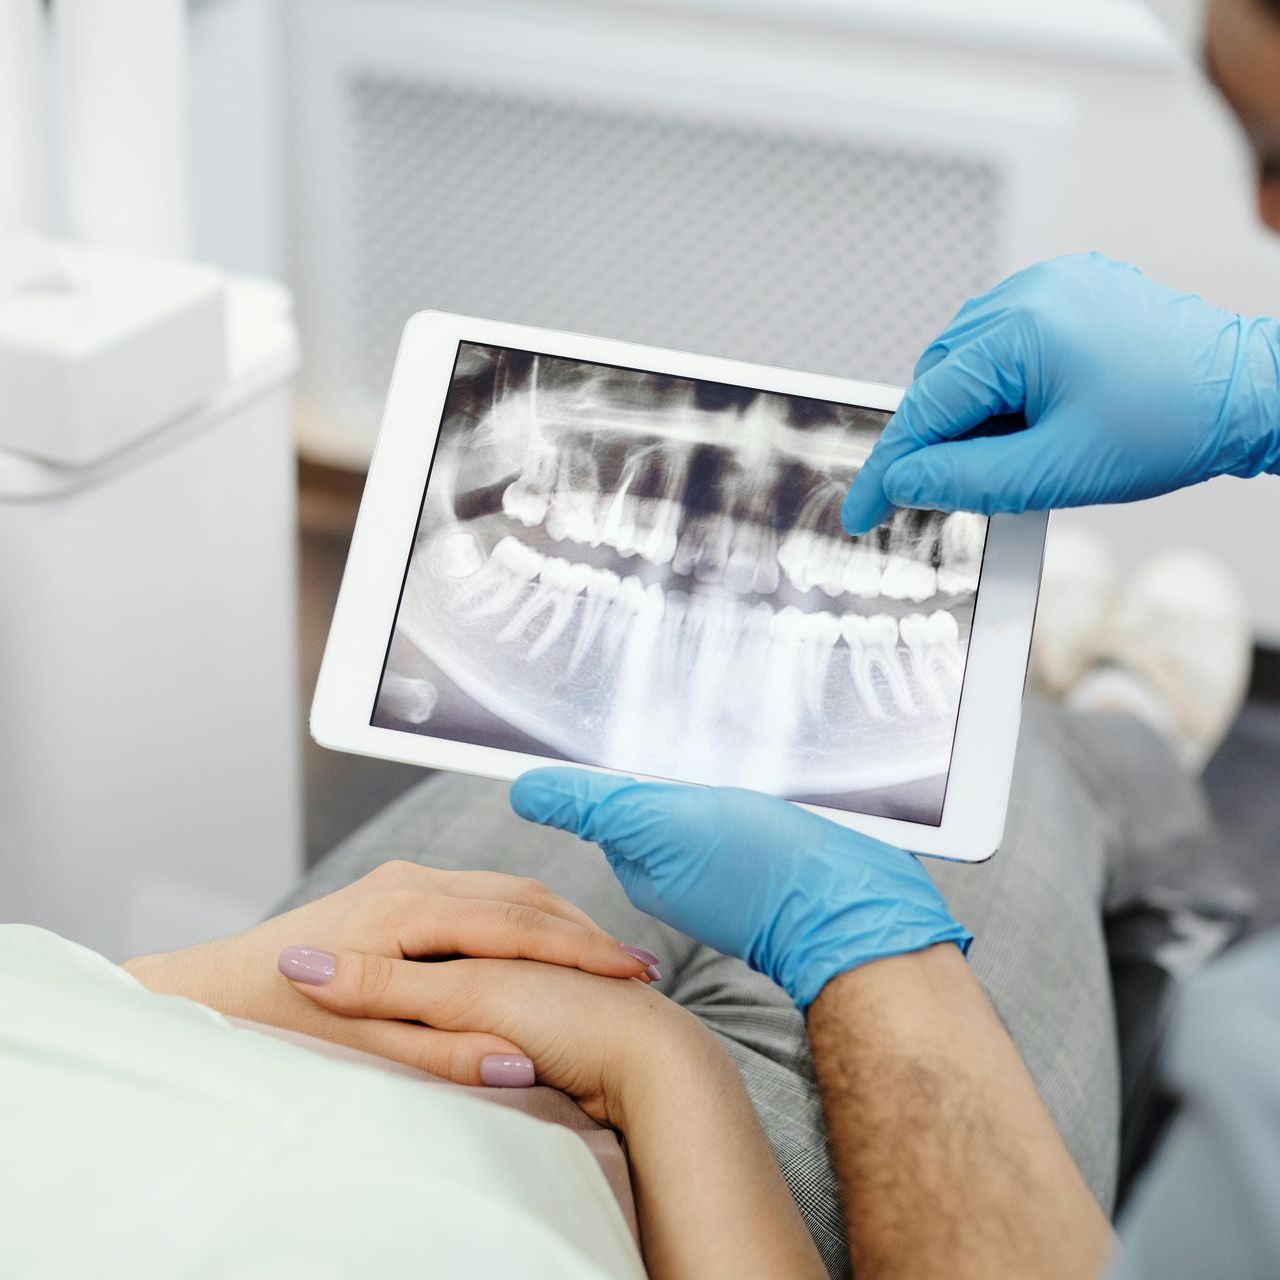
[481,1055,535,1087]
[278,946,336,985]
[620,943,662,982]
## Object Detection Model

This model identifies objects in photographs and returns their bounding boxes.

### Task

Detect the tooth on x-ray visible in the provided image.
[379,673,440,725]
[566,567,621,676]
[503,449,557,527]
[901,610,964,715]
[377,345,986,826]
[452,535,540,618]
[428,529,485,581]
[936,513,985,595]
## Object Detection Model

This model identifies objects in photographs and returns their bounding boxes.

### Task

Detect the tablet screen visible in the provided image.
[372,342,987,826]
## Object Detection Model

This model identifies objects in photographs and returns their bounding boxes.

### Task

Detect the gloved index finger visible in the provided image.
[841,336,1027,534]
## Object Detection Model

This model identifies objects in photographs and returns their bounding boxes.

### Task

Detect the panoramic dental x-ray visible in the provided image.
[374,343,987,826]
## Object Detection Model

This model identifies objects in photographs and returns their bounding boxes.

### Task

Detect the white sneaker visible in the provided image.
[1065,549,1252,772]
[1028,521,1119,698]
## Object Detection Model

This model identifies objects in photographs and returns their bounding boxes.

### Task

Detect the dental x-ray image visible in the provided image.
[373,343,987,825]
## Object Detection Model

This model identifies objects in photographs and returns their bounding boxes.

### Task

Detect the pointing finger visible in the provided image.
[842,338,1025,533]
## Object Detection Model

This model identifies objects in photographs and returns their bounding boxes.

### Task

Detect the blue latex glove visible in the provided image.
[510,769,971,1010]
[842,252,1280,532]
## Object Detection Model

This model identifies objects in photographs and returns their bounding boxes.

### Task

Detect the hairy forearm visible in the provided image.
[617,1012,826,1280]
[808,944,1113,1280]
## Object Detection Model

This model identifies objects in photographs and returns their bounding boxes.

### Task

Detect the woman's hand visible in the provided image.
[144,864,826,1277]
[124,860,656,1083]
[280,944,707,1126]
[285,947,828,1278]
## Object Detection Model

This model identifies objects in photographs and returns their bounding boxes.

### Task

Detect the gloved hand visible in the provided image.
[841,252,1280,532]
[510,769,971,1010]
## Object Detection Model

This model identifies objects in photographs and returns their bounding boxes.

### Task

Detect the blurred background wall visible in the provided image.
[188,0,1279,644]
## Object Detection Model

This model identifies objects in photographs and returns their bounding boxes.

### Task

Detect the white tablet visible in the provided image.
[312,312,1046,862]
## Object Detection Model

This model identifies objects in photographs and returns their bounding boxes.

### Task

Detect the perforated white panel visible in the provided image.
[343,75,1003,412]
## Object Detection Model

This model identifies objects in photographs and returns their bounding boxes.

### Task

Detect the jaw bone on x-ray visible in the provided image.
[374,343,986,826]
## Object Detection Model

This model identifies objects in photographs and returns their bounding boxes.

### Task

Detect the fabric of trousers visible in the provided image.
[277,696,1209,1278]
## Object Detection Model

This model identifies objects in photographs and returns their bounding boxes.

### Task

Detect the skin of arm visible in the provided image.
[807,943,1114,1280]
[613,1000,828,1280]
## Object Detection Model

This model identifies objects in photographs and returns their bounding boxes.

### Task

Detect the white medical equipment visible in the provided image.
[0,0,302,960]
[0,276,303,961]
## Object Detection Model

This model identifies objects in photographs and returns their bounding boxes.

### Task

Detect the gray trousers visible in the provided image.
[279,697,1208,1277]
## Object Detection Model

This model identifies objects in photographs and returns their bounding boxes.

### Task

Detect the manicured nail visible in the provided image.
[278,945,337,985]
[620,943,662,982]
[481,1055,535,1087]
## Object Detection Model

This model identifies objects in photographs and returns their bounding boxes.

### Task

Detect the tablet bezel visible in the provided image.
[312,311,1046,862]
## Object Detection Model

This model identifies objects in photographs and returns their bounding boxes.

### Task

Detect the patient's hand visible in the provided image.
[279,944,701,1126]
[123,861,652,1081]
[283,947,830,1278]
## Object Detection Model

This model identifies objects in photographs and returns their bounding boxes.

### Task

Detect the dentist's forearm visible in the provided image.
[807,943,1113,1280]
